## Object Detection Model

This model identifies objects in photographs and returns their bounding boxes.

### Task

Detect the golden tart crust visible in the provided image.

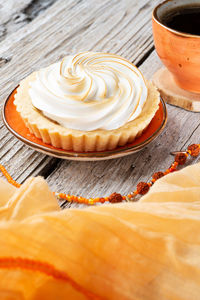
[14,72,160,152]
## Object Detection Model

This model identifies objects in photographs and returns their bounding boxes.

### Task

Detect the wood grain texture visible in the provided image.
[0,0,58,42]
[0,0,160,183]
[47,51,200,209]
[1,0,200,210]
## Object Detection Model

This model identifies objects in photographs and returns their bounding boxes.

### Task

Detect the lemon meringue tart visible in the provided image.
[14,52,160,152]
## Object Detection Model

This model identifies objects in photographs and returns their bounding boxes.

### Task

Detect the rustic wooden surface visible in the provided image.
[0,0,200,209]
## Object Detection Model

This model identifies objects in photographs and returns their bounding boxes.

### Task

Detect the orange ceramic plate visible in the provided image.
[2,87,167,161]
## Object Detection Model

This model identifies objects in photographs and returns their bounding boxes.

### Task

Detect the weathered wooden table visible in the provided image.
[0,0,199,208]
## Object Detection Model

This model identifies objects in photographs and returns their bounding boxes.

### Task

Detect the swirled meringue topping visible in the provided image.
[29,52,148,131]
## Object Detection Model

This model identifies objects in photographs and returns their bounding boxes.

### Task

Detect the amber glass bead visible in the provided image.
[137,182,149,195]
[187,144,200,157]
[171,162,178,168]
[164,169,170,175]
[175,153,187,165]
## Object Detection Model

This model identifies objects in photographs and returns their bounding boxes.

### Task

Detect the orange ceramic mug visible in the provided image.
[152,0,200,93]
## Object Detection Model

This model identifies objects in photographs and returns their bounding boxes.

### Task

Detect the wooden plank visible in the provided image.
[0,0,58,42]
[47,51,200,209]
[0,0,160,183]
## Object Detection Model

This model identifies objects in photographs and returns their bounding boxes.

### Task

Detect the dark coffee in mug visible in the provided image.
[160,5,200,35]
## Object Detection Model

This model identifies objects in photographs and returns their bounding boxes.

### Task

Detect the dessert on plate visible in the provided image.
[14,52,160,152]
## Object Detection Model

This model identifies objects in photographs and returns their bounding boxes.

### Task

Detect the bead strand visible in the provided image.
[0,164,21,188]
[0,143,199,205]
[0,257,99,299]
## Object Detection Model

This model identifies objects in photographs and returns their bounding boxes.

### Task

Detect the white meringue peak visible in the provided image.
[29,52,148,131]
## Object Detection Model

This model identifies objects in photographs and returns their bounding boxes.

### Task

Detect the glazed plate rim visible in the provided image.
[2,87,167,161]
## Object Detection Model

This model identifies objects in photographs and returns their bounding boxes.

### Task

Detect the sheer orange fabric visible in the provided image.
[0,164,200,299]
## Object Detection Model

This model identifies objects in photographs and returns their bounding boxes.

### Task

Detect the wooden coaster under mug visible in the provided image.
[153,68,200,112]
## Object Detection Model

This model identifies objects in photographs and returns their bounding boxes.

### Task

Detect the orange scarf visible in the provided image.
[0,163,200,299]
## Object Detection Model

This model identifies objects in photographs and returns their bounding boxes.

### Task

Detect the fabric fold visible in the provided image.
[0,177,59,221]
[0,163,200,299]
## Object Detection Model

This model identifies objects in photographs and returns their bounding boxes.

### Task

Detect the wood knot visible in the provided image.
[0,56,11,67]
